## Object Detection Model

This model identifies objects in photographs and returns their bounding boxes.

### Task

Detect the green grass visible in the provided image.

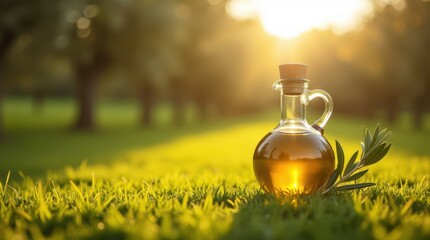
[0,97,429,239]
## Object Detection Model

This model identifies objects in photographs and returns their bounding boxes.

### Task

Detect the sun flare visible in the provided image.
[228,0,373,39]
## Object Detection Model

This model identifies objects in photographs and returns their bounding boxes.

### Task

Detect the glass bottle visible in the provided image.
[253,64,335,194]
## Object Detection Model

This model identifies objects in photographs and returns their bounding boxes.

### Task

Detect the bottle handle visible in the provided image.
[304,89,333,134]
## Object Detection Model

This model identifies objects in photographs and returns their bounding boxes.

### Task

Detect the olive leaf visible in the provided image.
[344,151,358,175]
[323,168,340,190]
[320,124,392,195]
[335,140,344,176]
[334,183,375,191]
[343,169,368,182]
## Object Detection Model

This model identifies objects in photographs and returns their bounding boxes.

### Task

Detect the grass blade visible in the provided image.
[5,170,10,189]
[334,183,375,191]
[15,208,33,221]
[70,180,85,202]
[36,181,52,222]
[2,171,11,198]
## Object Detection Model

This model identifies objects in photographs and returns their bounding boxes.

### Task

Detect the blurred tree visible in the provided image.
[209,19,277,117]
[118,0,179,126]
[56,0,122,130]
[288,30,373,118]
[361,0,430,128]
[175,0,277,122]
[288,0,430,128]
[362,4,406,123]
[0,0,45,139]
[402,0,430,129]
[2,0,116,131]
[4,2,72,114]
[173,0,227,122]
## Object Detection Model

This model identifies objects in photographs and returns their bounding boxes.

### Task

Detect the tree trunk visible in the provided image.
[0,75,3,141]
[172,92,185,126]
[0,31,15,141]
[74,72,97,130]
[386,95,398,124]
[412,96,425,130]
[32,91,45,115]
[139,85,155,126]
[73,47,110,130]
[196,99,207,122]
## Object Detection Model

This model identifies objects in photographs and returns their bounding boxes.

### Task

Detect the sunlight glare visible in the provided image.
[228,0,373,39]
[292,169,299,189]
[226,0,258,20]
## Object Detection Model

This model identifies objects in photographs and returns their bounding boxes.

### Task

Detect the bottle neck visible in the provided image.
[281,92,305,122]
[273,79,311,133]
[278,91,308,132]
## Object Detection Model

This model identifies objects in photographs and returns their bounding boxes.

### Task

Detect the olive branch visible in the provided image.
[320,124,392,195]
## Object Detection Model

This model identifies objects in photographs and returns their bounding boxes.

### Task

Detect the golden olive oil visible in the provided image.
[253,132,334,194]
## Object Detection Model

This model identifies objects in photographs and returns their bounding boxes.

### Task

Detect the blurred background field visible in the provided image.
[0,96,429,179]
[1,0,430,140]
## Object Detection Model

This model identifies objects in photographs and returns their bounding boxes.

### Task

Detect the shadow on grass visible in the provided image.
[0,127,205,180]
[221,192,373,240]
[0,110,275,180]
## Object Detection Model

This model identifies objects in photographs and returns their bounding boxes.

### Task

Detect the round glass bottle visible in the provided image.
[253,64,335,194]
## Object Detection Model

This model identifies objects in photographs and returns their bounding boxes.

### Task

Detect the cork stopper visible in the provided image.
[279,64,307,80]
[274,64,309,95]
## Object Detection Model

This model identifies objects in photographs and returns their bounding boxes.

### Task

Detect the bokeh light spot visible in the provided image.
[76,17,90,30]
[77,28,91,38]
[84,4,100,18]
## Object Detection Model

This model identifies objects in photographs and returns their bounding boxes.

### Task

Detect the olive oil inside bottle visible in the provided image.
[253,131,335,194]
